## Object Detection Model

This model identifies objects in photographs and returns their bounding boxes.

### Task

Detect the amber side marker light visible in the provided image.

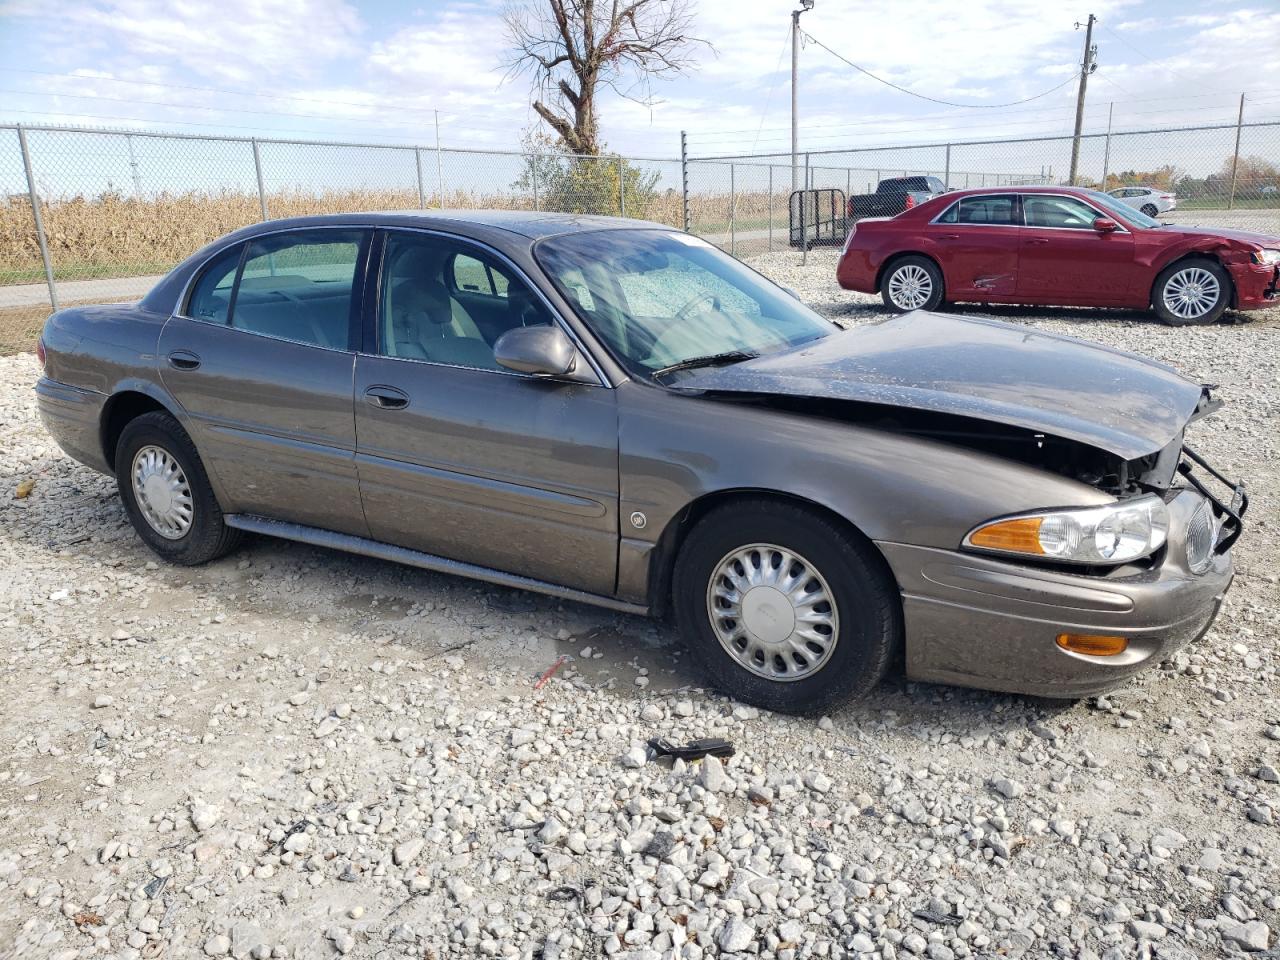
[1056,633,1129,657]
[968,517,1044,554]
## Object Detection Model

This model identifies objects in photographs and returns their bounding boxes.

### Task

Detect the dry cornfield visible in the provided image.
[0,186,789,352]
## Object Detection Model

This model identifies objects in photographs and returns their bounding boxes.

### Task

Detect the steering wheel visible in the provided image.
[674,291,720,323]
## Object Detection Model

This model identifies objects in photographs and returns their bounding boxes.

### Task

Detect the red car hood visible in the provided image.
[1155,224,1280,246]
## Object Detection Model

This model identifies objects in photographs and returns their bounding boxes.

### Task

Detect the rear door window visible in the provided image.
[231,230,368,350]
[936,195,1016,225]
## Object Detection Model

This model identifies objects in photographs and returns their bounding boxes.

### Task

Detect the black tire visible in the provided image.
[1151,256,1232,327]
[672,499,902,714]
[115,411,242,565]
[880,255,945,312]
[1140,203,1159,217]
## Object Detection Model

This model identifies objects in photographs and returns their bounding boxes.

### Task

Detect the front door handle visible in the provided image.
[1027,238,1051,245]
[364,386,409,410]
[167,350,201,370]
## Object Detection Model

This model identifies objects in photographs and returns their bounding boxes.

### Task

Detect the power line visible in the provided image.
[748,24,793,155]
[0,66,518,134]
[799,28,1079,108]
[0,87,519,138]
[0,108,514,147]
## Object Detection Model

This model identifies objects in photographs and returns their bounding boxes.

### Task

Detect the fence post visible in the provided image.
[251,138,268,219]
[1228,93,1245,210]
[1100,102,1114,190]
[414,147,426,209]
[434,111,445,207]
[729,162,736,257]
[943,144,951,188]
[617,156,626,217]
[802,153,811,266]
[18,124,59,313]
[680,131,690,232]
[531,157,540,211]
[768,165,774,252]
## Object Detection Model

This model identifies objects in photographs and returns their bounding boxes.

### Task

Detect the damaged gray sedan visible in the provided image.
[36,212,1246,712]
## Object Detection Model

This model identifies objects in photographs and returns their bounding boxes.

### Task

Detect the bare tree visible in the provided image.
[504,0,708,155]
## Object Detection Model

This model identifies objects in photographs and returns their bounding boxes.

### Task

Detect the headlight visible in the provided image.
[1185,497,1215,574]
[964,495,1169,565]
[1252,248,1280,265]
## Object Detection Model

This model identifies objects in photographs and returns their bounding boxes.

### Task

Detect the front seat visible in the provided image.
[385,247,497,369]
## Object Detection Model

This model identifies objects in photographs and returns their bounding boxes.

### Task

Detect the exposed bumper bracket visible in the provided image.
[1178,444,1247,553]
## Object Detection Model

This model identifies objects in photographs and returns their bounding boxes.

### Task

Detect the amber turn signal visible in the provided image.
[1055,633,1129,657]
[967,517,1044,554]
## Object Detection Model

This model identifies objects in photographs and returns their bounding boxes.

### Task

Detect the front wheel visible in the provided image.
[1141,203,1159,217]
[116,411,242,565]
[672,500,902,713]
[1152,257,1231,326]
[881,255,944,312]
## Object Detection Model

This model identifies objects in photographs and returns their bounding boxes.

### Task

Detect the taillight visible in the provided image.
[1161,194,1173,200]
[904,194,916,209]
[36,337,46,368]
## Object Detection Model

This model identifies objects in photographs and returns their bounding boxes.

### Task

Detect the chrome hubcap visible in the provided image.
[706,543,839,682]
[131,445,193,539]
[888,264,932,309]
[1163,267,1220,320]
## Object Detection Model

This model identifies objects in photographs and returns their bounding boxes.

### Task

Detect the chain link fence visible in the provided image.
[698,120,1280,250]
[3,120,1280,352]
[0,125,687,353]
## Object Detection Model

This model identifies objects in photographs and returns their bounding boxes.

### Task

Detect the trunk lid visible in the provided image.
[677,311,1207,460]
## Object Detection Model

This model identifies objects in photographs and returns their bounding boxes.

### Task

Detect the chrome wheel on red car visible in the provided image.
[881,255,945,312]
[1152,257,1231,326]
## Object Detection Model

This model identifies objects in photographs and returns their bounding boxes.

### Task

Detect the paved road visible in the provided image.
[0,274,164,310]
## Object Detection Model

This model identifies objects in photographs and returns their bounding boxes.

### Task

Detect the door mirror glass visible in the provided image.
[1093,217,1118,232]
[493,325,577,376]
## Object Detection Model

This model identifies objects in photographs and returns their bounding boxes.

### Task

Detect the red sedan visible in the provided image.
[837,186,1280,325]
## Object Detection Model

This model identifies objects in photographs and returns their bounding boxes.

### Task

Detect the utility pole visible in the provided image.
[1068,13,1097,185]
[791,0,814,191]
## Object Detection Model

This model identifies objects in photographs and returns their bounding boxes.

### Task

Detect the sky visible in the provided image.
[1,0,1278,163]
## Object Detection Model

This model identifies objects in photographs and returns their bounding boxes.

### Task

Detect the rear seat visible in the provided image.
[232,286,352,349]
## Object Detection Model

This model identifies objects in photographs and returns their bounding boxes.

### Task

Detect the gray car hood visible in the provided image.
[679,311,1206,460]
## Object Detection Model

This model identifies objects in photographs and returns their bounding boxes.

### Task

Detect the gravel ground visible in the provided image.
[1,257,1279,960]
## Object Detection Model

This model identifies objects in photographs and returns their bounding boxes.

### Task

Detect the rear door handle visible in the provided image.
[364,386,409,410]
[938,233,961,240]
[1027,238,1050,245]
[167,350,201,370]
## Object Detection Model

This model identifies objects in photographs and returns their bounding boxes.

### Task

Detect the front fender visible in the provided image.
[617,384,1111,602]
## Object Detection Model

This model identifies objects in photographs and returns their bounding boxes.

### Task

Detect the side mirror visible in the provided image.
[1093,217,1118,232]
[493,325,577,377]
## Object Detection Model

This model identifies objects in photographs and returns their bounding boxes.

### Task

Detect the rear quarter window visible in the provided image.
[185,244,243,323]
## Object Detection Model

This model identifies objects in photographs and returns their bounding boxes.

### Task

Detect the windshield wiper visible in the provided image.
[651,350,758,380]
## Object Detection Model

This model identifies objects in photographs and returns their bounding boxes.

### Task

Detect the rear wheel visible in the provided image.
[1152,257,1231,326]
[673,499,901,713]
[116,411,241,565]
[881,255,944,312]
[1140,203,1159,217]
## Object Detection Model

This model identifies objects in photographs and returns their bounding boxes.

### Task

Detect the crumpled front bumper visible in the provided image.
[877,487,1237,698]
[1227,260,1279,311]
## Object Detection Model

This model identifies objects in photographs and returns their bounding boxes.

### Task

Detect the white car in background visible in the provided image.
[1108,185,1177,217]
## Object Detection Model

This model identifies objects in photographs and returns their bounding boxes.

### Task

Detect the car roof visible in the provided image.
[940,185,1100,196]
[223,209,674,240]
